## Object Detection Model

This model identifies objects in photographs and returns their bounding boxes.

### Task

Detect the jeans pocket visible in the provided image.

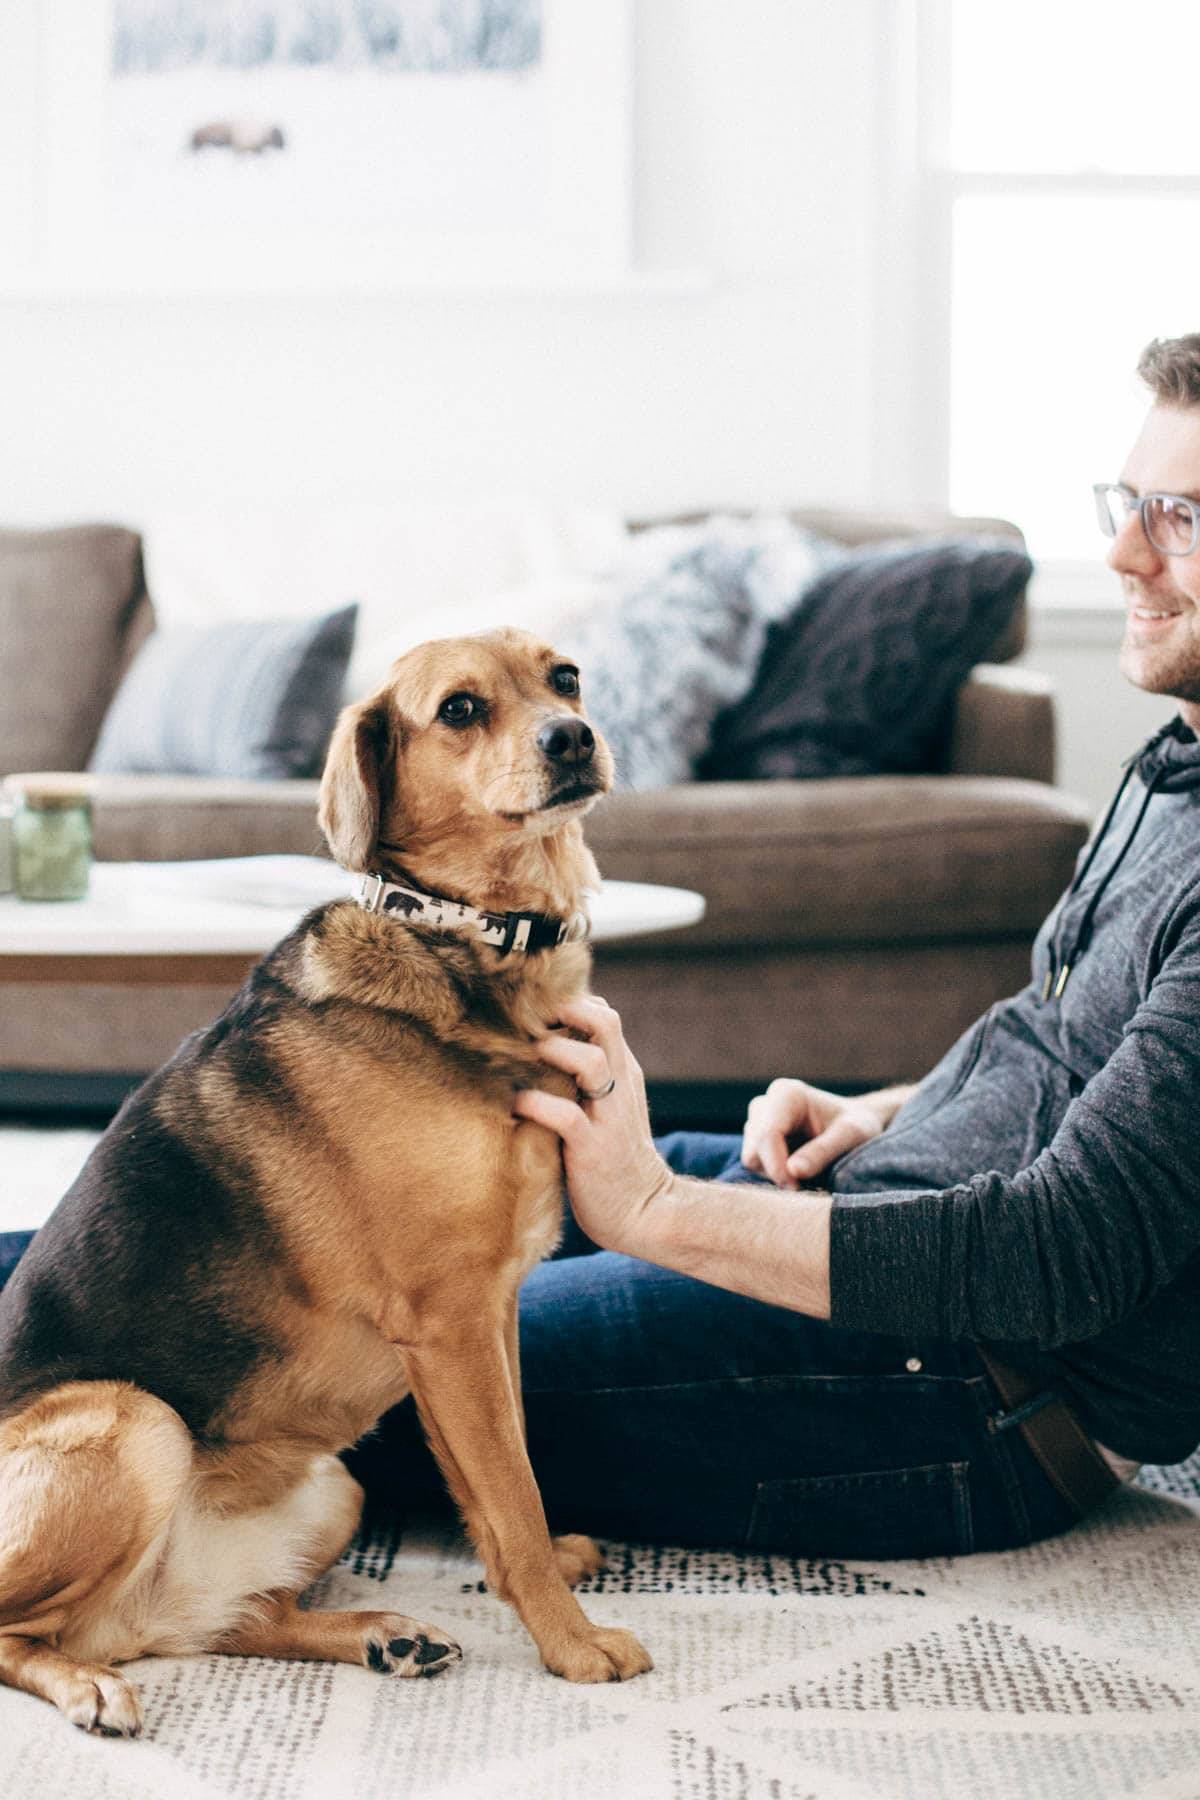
[746,1460,974,1559]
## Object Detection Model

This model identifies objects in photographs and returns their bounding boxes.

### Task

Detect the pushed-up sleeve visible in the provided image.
[829,903,1200,1349]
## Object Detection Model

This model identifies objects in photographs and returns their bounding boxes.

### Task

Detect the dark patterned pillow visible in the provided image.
[699,539,1031,781]
[89,604,357,779]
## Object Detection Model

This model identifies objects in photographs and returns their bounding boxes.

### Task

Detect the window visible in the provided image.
[904,0,1200,570]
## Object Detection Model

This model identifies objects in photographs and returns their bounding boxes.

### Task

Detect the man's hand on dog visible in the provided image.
[514,997,675,1256]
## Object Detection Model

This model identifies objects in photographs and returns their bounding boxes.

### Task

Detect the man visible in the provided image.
[6,336,1200,1558]
[490,331,1200,1558]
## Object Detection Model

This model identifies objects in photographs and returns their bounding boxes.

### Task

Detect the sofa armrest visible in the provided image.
[947,664,1055,784]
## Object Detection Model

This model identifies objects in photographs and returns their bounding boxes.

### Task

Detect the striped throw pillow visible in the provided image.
[89,605,357,779]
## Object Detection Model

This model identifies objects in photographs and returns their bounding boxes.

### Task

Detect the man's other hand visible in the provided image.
[741,1079,893,1188]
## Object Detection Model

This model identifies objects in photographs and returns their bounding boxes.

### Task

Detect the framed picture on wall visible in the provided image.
[6,0,632,292]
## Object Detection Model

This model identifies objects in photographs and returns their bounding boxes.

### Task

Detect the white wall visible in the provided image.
[0,0,886,530]
[3,0,1171,817]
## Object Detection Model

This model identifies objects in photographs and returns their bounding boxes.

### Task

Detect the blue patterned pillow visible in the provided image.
[699,540,1031,780]
[89,604,357,779]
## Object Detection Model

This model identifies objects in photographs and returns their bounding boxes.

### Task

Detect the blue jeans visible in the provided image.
[352,1133,1080,1556]
[0,1132,1079,1558]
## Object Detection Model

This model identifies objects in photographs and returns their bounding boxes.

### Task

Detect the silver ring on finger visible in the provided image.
[578,1075,616,1103]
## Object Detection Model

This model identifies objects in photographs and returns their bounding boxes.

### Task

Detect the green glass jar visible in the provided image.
[13,782,93,901]
[0,794,13,895]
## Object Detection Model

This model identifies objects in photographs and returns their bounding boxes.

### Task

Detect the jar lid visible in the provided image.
[9,774,94,812]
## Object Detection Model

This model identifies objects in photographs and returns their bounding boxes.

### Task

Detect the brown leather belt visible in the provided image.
[978,1348,1120,1518]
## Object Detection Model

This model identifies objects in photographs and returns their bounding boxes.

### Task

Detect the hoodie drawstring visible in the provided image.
[1042,765,1164,1001]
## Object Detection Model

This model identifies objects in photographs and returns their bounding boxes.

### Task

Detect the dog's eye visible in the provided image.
[438,692,480,726]
[551,667,580,698]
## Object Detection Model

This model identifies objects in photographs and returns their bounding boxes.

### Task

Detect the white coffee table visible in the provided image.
[0,857,705,986]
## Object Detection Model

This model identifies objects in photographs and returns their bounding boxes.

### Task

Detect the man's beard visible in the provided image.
[1119,626,1200,703]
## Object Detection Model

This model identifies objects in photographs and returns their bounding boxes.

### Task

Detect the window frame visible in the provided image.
[876,0,1200,607]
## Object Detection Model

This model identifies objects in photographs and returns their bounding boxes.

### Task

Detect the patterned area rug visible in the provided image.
[1,1470,1199,1800]
[4,1128,1200,1797]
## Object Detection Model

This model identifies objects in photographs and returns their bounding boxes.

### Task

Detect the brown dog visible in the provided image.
[0,628,651,1737]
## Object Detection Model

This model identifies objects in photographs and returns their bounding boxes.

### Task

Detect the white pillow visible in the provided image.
[136,499,627,699]
[557,516,834,791]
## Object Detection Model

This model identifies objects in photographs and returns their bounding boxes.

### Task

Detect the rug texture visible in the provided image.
[1,1468,1198,1800]
[4,1129,1200,1797]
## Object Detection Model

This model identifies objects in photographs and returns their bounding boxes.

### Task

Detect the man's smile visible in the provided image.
[1124,583,1191,635]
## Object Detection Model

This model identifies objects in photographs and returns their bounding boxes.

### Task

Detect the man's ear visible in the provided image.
[318,696,394,871]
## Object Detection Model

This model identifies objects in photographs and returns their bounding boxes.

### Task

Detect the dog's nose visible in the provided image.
[538,716,595,767]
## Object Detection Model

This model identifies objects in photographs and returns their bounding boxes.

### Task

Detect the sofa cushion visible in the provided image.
[89,605,357,780]
[0,525,146,777]
[699,538,1033,781]
[5,773,328,863]
[21,770,1090,950]
[585,777,1092,948]
[49,772,1092,946]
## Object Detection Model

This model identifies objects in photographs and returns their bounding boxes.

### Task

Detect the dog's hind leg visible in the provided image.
[218,1595,462,1677]
[209,1457,461,1679]
[0,1380,192,1735]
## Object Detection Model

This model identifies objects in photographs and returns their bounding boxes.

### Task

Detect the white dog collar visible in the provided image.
[356,873,590,957]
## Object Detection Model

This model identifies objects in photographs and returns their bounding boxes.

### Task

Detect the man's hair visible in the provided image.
[1137,334,1200,406]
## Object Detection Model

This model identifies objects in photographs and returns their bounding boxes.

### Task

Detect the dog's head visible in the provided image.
[318,629,613,883]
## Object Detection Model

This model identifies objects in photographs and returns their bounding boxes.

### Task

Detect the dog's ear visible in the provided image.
[318,696,394,871]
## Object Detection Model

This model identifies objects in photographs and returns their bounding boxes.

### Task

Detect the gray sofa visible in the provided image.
[0,512,1093,1112]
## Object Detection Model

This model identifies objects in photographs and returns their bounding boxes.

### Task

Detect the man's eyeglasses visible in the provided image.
[1093,482,1200,558]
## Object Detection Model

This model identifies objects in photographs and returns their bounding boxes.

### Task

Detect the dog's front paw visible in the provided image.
[544,1624,652,1683]
[552,1532,605,1588]
[362,1614,463,1679]
[62,1666,143,1737]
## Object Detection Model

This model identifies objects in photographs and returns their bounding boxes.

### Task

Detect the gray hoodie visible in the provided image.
[829,717,1200,1464]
